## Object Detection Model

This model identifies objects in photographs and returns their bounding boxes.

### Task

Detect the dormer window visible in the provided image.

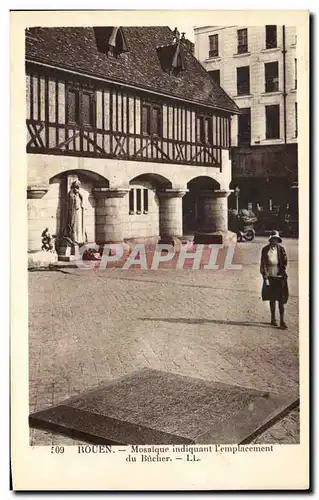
[157,28,186,76]
[93,27,129,57]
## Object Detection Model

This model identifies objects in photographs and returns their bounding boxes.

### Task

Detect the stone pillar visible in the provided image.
[210,190,230,232]
[195,190,236,245]
[27,185,58,268]
[27,186,49,252]
[94,188,129,244]
[158,189,187,246]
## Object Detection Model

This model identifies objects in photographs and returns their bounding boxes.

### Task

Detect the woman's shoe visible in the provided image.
[271,319,278,326]
[280,322,288,330]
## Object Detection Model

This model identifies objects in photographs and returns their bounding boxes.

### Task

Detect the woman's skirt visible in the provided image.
[262,276,289,304]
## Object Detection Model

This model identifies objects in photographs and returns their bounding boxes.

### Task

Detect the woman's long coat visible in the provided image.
[260,244,289,303]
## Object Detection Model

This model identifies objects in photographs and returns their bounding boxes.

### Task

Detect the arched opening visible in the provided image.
[129,173,172,189]
[126,174,172,242]
[49,169,109,245]
[183,176,220,234]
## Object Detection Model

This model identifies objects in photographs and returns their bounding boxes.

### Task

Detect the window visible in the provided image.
[197,115,213,144]
[265,25,277,49]
[295,102,298,138]
[67,87,95,127]
[237,28,248,54]
[209,34,218,57]
[82,92,95,126]
[237,66,250,95]
[208,69,220,86]
[129,188,149,215]
[294,58,297,89]
[157,41,186,75]
[142,106,150,135]
[129,189,135,214]
[141,102,162,136]
[237,108,251,146]
[265,62,279,92]
[93,27,129,58]
[136,189,142,213]
[265,104,280,139]
[67,89,79,124]
[143,189,149,213]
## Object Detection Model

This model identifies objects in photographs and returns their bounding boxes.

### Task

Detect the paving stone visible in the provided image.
[29,368,298,445]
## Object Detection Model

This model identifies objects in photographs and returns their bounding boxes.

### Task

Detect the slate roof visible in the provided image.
[26,26,239,114]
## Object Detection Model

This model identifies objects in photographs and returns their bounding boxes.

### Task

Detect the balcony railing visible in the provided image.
[237,44,248,54]
[209,49,219,58]
[265,39,277,49]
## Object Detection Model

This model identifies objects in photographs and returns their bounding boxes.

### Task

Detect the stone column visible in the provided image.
[158,189,187,245]
[93,188,129,244]
[27,185,58,268]
[195,190,236,244]
[209,190,230,233]
[27,186,49,252]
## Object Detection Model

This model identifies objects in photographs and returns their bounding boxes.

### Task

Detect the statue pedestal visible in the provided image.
[194,230,237,245]
[58,245,79,262]
[28,250,58,269]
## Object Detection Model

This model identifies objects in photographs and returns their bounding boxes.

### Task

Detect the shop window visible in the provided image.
[265,25,277,49]
[295,102,298,138]
[237,66,250,95]
[237,28,248,54]
[294,58,297,89]
[265,104,280,139]
[265,62,279,92]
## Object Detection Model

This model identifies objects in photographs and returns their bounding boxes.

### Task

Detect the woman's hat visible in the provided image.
[268,230,282,243]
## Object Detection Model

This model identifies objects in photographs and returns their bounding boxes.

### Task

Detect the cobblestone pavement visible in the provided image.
[28,237,299,445]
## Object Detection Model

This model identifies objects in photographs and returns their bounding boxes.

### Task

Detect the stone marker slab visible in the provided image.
[29,368,298,445]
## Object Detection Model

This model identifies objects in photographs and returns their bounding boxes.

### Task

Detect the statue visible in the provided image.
[41,228,55,252]
[66,180,87,246]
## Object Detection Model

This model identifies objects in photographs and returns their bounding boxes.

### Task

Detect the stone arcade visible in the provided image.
[26,26,240,264]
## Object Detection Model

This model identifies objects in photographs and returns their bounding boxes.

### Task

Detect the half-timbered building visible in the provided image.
[26,26,239,258]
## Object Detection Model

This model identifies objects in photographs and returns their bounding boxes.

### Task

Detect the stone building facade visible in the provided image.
[195,25,298,217]
[26,26,239,260]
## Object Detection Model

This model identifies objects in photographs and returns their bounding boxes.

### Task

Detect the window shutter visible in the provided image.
[142,105,150,135]
[67,89,78,123]
[82,92,93,126]
[151,106,161,135]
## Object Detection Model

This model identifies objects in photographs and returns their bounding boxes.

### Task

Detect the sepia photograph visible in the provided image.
[10,9,309,490]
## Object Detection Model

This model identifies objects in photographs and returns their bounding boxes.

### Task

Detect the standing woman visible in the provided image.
[260,231,289,329]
